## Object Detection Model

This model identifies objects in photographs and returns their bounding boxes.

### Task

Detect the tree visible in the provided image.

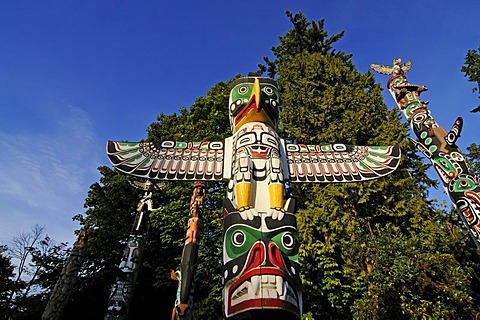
[261,10,480,319]
[146,80,231,318]
[64,81,232,319]
[461,47,480,178]
[0,225,69,320]
[0,245,15,317]
[466,143,480,176]
[461,46,480,112]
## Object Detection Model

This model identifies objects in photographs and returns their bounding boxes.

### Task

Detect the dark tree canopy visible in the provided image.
[461,46,480,112]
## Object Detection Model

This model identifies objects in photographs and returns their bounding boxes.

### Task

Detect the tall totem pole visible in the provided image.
[104,180,159,319]
[106,76,401,318]
[42,228,88,320]
[371,58,480,248]
[171,181,206,320]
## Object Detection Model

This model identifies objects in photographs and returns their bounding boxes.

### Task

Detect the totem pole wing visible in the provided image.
[106,140,226,181]
[286,143,401,183]
[370,63,394,75]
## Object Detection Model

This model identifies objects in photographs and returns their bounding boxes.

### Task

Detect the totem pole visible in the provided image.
[42,228,88,320]
[106,76,401,318]
[104,180,159,320]
[371,58,480,248]
[171,181,206,320]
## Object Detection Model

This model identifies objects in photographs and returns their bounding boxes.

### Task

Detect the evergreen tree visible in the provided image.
[261,10,480,319]
[466,143,480,176]
[146,80,232,318]
[461,46,480,112]
[461,46,480,177]
[42,10,480,320]
[0,245,15,317]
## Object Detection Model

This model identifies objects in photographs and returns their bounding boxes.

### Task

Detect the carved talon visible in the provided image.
[269,207,285,220]
[238,207,258,220]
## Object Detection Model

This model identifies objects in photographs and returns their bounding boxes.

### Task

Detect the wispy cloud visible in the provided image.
[0,103,101,245]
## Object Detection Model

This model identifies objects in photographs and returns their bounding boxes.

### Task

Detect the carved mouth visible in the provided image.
[433,163,455,183]
[231,274,297,307]
[227,268,300,316]
[235,101,259,126]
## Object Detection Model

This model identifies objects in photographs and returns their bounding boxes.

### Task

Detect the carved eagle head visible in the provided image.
[228,77,281,133]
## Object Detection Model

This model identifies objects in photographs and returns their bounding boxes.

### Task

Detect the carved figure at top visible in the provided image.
[371,58,412,75]
[106,75,401,319]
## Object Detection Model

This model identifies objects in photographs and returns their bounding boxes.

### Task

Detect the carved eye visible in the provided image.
[238,86,248,94]
[232,230,245,247]
[263,86,274,95]
[282,232,295,250]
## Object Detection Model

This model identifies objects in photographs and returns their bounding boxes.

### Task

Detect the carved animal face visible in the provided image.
[228,77,281,133]
[222,212,302,318]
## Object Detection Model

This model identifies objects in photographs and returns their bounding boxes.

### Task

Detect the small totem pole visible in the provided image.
[104,180,159,319]
[371,58,480,248]
[107,76,401,318]
[42,228,88,320]
[171,181,206,320]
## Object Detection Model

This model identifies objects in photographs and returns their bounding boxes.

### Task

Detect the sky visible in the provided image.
[0,0,479,247]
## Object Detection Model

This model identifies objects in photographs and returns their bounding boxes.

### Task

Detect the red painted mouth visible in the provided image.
[226,267,300,317]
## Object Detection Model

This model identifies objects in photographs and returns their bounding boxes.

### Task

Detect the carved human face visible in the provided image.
[222,211,302,318]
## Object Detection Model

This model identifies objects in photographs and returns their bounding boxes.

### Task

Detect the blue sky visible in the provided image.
[0,0,479,246]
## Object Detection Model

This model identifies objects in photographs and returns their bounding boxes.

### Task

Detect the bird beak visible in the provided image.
[248,78,261,111]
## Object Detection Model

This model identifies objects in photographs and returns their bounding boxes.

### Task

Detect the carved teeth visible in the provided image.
[231,275,298,307]
[251,274,260,295]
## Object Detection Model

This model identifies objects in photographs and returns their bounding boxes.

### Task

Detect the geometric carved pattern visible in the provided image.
[106,140,225,181]
[286,143,401,183]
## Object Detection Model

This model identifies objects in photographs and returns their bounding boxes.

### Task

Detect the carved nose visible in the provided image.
[243,240,288,272]
[267,242,287,270]
[243,241,265,271]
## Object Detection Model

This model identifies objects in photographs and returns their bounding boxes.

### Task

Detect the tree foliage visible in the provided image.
[461,46,480,112]
[261,10,480,319]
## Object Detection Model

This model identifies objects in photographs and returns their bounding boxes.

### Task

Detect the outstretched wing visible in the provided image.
[400,61,412,73]
[286,143,401,183]
[370,63,394,75]
[107,140,225,181]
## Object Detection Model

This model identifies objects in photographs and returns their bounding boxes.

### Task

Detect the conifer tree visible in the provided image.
[62,11,479,320]
[261,10,480,319]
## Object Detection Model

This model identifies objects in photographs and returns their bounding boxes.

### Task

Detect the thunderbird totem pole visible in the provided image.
[107,76,401,318]
[371,59,480,248]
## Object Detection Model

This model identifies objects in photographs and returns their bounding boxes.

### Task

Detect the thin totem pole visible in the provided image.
[371,59,480,248]
[106,76,401,318]
[104,180,158,319]
[171,181,206,320]
[42,228,88,320]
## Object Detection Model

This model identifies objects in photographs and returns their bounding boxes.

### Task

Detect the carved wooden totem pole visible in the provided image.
[107,76,401,318]
[104,180,158,320]
[42,228,88,320]
[371,59,480,248]
[170,181,206,320]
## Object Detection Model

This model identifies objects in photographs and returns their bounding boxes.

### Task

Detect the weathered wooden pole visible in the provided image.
[42,228,88,320]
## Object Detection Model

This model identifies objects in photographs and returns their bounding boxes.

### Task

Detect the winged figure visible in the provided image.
[371,58,412,75]
[106,76,401,319]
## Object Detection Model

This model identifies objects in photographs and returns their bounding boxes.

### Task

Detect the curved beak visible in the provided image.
[248,78,261,111]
